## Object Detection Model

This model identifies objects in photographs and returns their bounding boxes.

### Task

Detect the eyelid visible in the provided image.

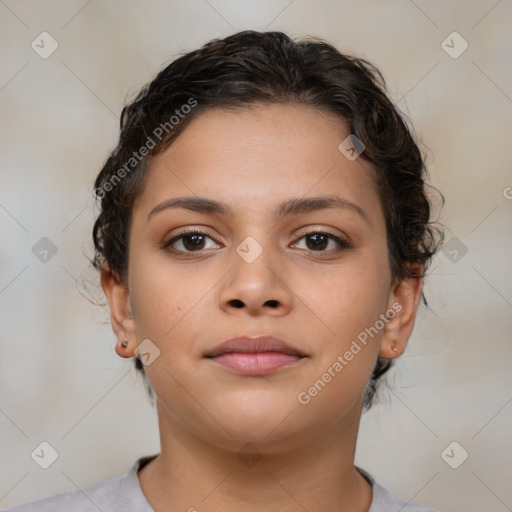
[293,226,352,247]
[162,227,222,249]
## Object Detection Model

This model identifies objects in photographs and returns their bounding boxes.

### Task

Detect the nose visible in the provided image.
[218,243,294,317]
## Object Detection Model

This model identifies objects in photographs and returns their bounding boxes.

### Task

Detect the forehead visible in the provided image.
[164,103,350,161]
[134,104,383,224]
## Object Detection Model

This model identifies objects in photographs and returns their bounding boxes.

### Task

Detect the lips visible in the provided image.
[205,336,306,358]
[205,336,307,375]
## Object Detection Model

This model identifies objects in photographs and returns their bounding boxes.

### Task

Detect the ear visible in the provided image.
[379,263,424,359]
[100,263,136,358]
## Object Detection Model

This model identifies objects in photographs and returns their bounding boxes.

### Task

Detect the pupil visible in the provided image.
[308,233,327,250]
[184,234,204,250]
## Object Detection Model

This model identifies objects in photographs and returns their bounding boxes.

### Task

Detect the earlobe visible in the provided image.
[100,263,136,358]
[115,338,135,358]
[379,264,424,359]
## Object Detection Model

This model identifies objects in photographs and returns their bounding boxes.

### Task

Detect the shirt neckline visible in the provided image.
[126,455,384,512]
[125,454,159,511]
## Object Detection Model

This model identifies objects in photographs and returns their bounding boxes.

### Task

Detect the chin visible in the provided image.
[208,393,303,444]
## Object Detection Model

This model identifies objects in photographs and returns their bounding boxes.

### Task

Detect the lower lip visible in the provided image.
[208,352,304,375]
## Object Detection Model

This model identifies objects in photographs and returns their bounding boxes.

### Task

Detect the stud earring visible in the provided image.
[121,340,128,348]
[391,346,397,352]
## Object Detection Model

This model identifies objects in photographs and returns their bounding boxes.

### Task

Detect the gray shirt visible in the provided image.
[5,455,439,511]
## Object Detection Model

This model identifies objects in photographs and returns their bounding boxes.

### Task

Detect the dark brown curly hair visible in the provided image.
[92,30,444,409]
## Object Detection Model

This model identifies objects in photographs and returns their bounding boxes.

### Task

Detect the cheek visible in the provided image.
[128,245,201,339]
[310,255,390,338]
[301,251,389,392]
[296,275,384,416]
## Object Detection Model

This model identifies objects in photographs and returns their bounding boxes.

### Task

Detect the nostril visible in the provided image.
[228,299,279,309]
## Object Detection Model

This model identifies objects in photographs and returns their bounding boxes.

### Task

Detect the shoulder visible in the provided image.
[4,456,156,512]
[356,466,440,512]
[4,475,124,512]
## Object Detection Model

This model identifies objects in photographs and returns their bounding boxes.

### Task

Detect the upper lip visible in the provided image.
[205,336,306,358]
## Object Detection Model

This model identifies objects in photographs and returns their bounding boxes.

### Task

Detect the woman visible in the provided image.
[8,30,443,511]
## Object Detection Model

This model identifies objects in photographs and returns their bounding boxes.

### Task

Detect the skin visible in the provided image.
[101,103,423,512]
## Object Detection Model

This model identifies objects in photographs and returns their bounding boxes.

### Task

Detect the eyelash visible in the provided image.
[162,228,352,255]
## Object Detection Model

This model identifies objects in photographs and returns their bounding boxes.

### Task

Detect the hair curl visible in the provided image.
[92,30,444,409]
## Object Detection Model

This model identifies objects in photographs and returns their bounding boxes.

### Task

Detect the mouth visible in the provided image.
[205,336,307,375]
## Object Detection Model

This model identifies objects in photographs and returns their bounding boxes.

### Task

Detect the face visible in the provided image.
[103,103,422,453]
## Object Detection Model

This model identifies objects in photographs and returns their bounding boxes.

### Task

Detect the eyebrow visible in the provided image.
[147,195,371,226]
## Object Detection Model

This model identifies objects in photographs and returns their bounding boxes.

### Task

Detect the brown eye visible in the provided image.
[181,233,207,251]
[305,233,329,250]
[293,231,351,253]
[163,229,221,253]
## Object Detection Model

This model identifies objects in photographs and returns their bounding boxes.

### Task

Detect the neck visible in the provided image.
[138,400,372,512]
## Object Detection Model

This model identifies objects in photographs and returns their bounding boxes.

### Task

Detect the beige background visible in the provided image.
[1,1,511,510]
